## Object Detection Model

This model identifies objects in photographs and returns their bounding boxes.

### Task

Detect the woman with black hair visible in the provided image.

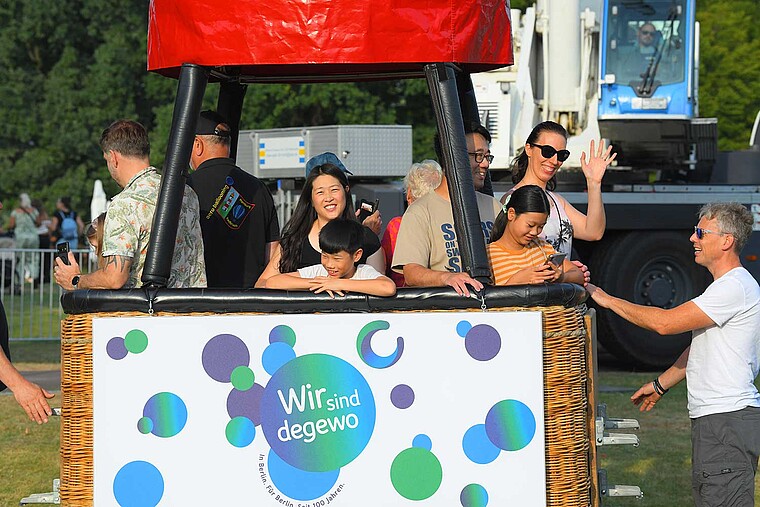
[504,121,616,259]
[255,163,384,287]
[489,185,584,286]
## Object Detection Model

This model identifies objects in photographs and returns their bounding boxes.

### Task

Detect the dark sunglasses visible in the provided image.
[529,143,570,162]
[640,29,655,36]
[694,226,726,240]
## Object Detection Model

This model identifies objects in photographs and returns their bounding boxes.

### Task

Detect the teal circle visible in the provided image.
[142,392,187,438]
[137,417,154,434]
[124,329,148,354]
[390,447,442,501]
[460,483,489,507]
[226,416,255,447]
[485,399,536,451]
[230,366,255,391]
[269,325,297,347]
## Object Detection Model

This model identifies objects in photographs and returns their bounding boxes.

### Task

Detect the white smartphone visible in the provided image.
[547,252,566,266]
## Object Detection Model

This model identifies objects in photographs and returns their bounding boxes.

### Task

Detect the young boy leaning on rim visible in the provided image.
[265,219,396,298]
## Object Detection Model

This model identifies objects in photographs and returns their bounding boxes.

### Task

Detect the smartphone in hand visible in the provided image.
[357,198,379,222]
[56,242,71,266]
[547,252,566,266]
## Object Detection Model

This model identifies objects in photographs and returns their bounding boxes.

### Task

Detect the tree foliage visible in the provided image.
[0,0,755,220]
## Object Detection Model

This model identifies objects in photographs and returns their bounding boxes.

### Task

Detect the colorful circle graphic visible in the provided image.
[464,324,501,361]
[142,392,188,438]
[485,399,536,451]
[412,434,432,451]
[106,337,128,360]
[112,460,164,507]
[356,320,404,369]
[226,416,256,447]
[137,417,154,435]
[390,384,415,409]
[260,354,376,472]
[456,320,473,337]
[390,447,443,501]
[462,424,500,464]
[202,333,250,383]
[460,483,489,507]
[262,342,296,375]
[268,449,340,501]
[124,329,148,354]
[269,325,297,347]
[231,365,255,391]
[227,382,265,425]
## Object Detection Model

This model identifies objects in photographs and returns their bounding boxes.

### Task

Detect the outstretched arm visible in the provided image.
[309,275,397,297]
[631,346,689,411]
[0,348,54,424]
[265,272,312,291]
[403,263,483,297]
[255,244,283,288]
[564,139,617,241]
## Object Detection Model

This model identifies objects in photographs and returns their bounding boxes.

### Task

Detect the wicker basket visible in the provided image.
[60,306,593,506]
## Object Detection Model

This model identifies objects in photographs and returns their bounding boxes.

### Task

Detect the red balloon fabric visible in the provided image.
[147,0,513,80]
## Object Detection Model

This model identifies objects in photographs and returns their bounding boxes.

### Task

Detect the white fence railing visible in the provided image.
[0,247,93,340]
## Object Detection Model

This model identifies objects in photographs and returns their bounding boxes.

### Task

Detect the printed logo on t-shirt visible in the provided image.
[440,220,495,273]
[207,176,255,230]
[441,223,461,272]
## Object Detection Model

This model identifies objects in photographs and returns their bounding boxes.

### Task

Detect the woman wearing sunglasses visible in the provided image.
[502,121,616,282]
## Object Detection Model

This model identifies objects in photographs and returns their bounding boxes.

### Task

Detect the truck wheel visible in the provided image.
[589,231,711,369]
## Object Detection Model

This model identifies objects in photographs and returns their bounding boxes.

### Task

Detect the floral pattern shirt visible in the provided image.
[101,167,207,288]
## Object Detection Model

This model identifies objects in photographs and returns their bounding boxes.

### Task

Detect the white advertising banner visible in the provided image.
[92,311,545,506]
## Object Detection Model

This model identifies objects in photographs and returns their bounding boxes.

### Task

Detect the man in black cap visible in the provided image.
[187,110,280,288]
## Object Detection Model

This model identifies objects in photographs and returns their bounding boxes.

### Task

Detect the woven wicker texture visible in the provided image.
[60,306,591,506]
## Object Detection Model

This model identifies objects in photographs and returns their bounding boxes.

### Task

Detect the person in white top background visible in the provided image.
[587,202,760,506]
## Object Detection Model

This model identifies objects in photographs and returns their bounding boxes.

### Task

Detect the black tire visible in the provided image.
[589,231,711,369]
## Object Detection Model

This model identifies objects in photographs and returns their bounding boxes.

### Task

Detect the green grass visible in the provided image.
[8,339,61,366]
[2,285,66,340]
[0,394,60,506]
[597,371,760,506]
[0,371,758,505]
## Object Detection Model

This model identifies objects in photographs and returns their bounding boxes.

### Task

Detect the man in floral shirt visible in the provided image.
[54,120,206,289]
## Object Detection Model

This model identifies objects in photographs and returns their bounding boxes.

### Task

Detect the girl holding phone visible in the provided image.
[504,121,616,285]
[488,185,584,286]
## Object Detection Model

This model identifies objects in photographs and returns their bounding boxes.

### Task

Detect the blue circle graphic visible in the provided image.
[113,461,164,507]
[262,342,296,375]
[268,449,340,501]
[462,423,501,464]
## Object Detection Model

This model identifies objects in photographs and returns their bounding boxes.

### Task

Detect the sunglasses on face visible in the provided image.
[529,143,571,162]
[693,226,726,240]
[640,30,655,36]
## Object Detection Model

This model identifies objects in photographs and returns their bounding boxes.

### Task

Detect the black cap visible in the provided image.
[195,110,231,137]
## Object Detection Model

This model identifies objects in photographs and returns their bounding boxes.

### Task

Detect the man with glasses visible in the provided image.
[465,121,495,195]
[587,202,760,506]
[187,110,280,288]
[392,122,501,296]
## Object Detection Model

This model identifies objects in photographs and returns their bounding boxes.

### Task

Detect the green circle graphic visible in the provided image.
[231,365,255,390]
[124,329,148,354]
[390,447,443,500]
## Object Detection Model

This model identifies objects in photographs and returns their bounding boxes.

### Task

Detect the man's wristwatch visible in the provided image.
[71,275,80,288]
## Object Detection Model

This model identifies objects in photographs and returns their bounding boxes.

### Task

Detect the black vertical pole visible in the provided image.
[424,63,491,284]
[142,63,209,287]
[217,82,247,161]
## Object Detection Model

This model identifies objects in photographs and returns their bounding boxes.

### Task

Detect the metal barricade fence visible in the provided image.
[0,247,94,341]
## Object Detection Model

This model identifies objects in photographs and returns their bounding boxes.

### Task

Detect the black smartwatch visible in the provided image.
[71,275,80,288]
